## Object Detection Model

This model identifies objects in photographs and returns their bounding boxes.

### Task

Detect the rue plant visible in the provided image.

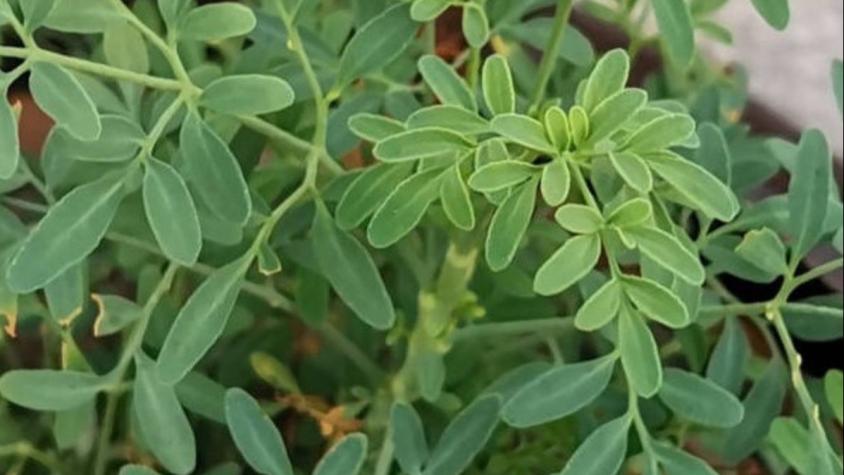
[0,0,842,474]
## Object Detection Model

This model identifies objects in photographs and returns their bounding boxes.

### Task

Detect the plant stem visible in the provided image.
[452,317,575,343]
[529,0,575,111]
[0,443,63,475]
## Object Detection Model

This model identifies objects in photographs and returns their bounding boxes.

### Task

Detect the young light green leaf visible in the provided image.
[335,4,416,90]
[313,203,395,330]
[134,353,197,475]
[825,370,843,423]
[0,370,103,411]
[534,234,601,296]
[486,179,538,271]
[751,0,790,30]
[440,164,476,230]
[200,75,295,115]
[706,317,748,395]
[582,49,630,113]
[503,355,616,428]
[540,159,571,206]
[157,257,248,384]
[659,369,744,428]
[336,163,414,230]
[624,114,695,152]
[652,0,695,67]
[654,443,718,475]
[609,151,653,193]
[349,114,406,142]
[368,167,444,248]
[411,0,451,21]
[557,416,631,475]
[419,55,476,111]
[143,158,202,266]
[646,152,740,221]
[225,388,294,475]
[180,3,257,41]
[313,434,368,475]
[622,276,690,329]
[391,403,430,474]
[104,20,149,74]
[788,129,831,259]
[544,107,571,152]
[619,306,663,397]
[576,279,622,331]
[768,418,812,474]
[462,3,489,48]
[0,93,20,179]
[568,106,590,147]
[483,54,516,116]
[6,174,125,292]
[407,106,489,135]
[491,114,556,154]
[374,128,472,162]
[180,112,252,225]
[586,89,647,146]
[423,396,501,475]
[554,205,604,235]
[607,198,652,228]
[626,226,705,285]
[469,161,538,193]
[29,62,101,141]
[735,228,788,276]
[92,293,144,337]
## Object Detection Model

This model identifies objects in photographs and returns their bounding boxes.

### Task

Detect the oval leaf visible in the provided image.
[225,388,294,475]
[391,403,430,474]
[0,370,102,411]
[180,4,256,41]
[29,62,101,141]
[482,54,515,116]
[143,158,202,266]
[659,368,745,428]
[486,179,538,271]
[558,416,631,475]
[418,55,476,111]
[423,396,501,475]
[201,75,295,115]
[534,234,601,296]
[619,306,663,397]
[368,167,444,248]
[313,434,368,475]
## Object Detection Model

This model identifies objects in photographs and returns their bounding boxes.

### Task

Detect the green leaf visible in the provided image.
[626,226,705,285]
[0,370,103,411]
[468,161,538,193]
[419,55,476,111]
[158,0,190,28]
[534,234,601,296]
[503,355,616,428]
[609,151,653,193]
[257,242,282,276]
[769,418,812,474]
[735,228,788,276]
[201,75,295,115]
[659,368,744,428]
[462,3,489,48]
[788,129,831,259]
[60,115,145,163]
[45,264,85,324]
[391,403,430,474]
[576,279,622,331]
[411,0,451,21]
[6,174,125,292]
[751,0,790,30]
[652,0,695,67]
[175,372,227,424]
[134,353,196,475]
[582,49,630,113]
[92,294,144,337]
[423,396,501,475]
[313,203,395,330]
[119,465,160,475]
[485,179,538,271]
[407,106,489,136]
[29,62,101,141]
[157,257,248,384]
[586,89,648,146]
[104,20,149,74]
[180,3,256,41]
[624,114,695,152]
[368,167,444,248]
[336,163,414,230]
[313,434,368,475]
[440,164,475,230]
[349,113,406,142]
[20,0,56,31]
[705,317,748,395]
[335,4,416,90]
[491,114,556,154]
[557,416,631,475]
[622,276,690,329]
[483,55,516,116]
[43,0,122,33]
[646,152,739,221]
[607,198,652,228]
[723,360,787,463]
[569,106,590,148]
[143,158,202,266]
[554,205,604,235]
[694,123,732,186]
[619,306,663,397]
[540,159,571,206]
[225,388,294,475]
[374,128,472,162]
[653,443,718,475]
[544,107,571,153]
[180,112,252,225]
[825,370,843,423]
[1,88,20,179]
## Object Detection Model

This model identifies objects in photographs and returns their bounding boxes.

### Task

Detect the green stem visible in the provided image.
[529,0,575,111]
[788,258,844,291]
[92,391,120,475]
[0,443,63,475]
[452,317,574,343]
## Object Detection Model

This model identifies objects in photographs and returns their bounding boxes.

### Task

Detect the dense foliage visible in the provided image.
[1,0,842,474]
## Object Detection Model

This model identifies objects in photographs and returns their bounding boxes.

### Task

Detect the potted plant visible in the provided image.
[1,0,842,474]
